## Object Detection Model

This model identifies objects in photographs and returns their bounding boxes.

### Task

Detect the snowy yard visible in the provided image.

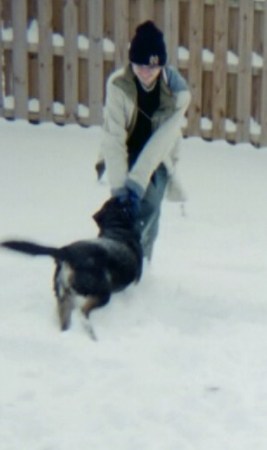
[0,119,267,449]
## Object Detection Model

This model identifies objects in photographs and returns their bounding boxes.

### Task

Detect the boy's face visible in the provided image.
[132,64,161,88]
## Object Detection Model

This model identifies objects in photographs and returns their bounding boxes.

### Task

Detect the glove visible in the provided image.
[117,188,141,219]
[165,175,187,203]
[95,159,106,180]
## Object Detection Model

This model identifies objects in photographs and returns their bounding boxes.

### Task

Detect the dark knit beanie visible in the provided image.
[129,20,167,66]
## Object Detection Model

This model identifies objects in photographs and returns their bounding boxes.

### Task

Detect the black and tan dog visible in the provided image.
[1,197,143,331]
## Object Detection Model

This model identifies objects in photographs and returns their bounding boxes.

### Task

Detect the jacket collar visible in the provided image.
[113,64,172,98]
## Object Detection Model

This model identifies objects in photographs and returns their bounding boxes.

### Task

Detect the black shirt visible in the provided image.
[127,76,160,168]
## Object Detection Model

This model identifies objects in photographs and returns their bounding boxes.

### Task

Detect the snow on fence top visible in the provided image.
[0,0,267,146]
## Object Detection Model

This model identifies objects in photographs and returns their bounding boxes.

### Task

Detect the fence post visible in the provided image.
[38,0,53,122]
[236,0,253,143]
[12,0,28,119]
[88,0,104,125]
[187,0,204,136]
[212,0,228,140]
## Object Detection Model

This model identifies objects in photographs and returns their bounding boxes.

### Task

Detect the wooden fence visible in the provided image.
[1,0,267,146]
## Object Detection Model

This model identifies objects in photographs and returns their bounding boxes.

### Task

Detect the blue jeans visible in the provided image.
[138,164,168,260]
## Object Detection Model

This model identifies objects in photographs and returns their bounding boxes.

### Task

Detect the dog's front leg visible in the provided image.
[81,296,101,341]
[81,295,99,319]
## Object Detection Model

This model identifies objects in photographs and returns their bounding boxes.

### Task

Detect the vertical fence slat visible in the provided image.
[78,0,89,123]
[64,0,78,123]
[163,0,178,67]
[88,0,104,125]
[135,0,154,24]
[38,0,53,122]
[2,3,12,104]
[187,0,204,136]
[12,0,28,119]
[114,0,129,69]
[260,1,267,147]
[212,0,228,140]
[236,0,254,143]
[79,0,88,35]
[0,0,3,115]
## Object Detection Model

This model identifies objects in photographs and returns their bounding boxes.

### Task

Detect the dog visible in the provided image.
[1,197,143,331]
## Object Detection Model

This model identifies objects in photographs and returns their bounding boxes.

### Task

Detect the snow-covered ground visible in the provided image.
[0,119,267,449]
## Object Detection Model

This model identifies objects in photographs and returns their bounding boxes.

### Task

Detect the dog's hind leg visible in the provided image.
[54,262,75,331]
[57,291,74,331]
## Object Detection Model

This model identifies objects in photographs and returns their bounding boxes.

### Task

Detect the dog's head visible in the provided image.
[93,197,140,239]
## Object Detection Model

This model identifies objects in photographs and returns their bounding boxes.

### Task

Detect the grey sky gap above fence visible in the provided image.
[0,0,267,146]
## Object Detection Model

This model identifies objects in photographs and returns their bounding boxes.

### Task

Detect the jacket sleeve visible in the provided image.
[126,88,191,198]
[102,77,129,195]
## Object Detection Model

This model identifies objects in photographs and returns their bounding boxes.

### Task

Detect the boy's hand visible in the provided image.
[117,188,141,218]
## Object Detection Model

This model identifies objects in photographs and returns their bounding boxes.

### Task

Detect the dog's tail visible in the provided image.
[1,240,61,259]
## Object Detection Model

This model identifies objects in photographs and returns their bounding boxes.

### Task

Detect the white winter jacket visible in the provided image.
[102,64,191,200]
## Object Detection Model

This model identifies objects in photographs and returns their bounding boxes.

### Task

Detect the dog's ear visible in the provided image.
[93,196,135,230]
[93,197,119,229]
[93,208,104,228]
